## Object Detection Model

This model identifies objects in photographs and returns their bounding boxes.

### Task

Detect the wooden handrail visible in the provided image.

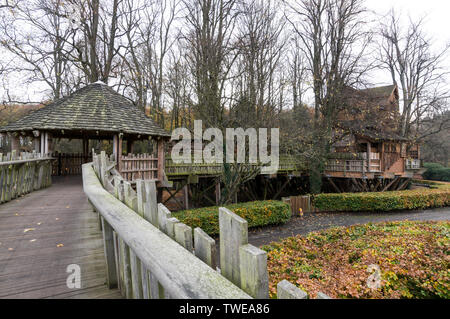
[0,157,54,166]
[82,162,250,299]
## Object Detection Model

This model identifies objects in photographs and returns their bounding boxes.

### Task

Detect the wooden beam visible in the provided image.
[10,134,20,152]
[374,178,382,192]
[157,139,165,182]
[33,137,40,153]
[215,182,221,205]
[382,176,399,192]
[118,135,123,173]
[183,184,189,210]
[351,178,362,192]
[397,178,410,191]
[327,177,341,193]
[273,177,291,200]
[82,138,89,159]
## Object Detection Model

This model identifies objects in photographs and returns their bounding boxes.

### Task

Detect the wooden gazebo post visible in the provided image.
[32,131,40,153]
[157,137,165,182]
[9,133,20,153]
[113,133,123,173]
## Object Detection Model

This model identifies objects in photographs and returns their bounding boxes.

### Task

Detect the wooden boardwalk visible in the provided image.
[0,176,121,299]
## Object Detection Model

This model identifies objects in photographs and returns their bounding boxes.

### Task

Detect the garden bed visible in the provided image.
[263,220,449,299]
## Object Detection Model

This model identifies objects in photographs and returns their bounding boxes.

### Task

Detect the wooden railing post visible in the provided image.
[277,280,307,299]
[130,250,143,299]
[219,207,248,287]
[101,217,118,289]
[239,244,269,298]
[194,228,217,269]
[157,138,165,182]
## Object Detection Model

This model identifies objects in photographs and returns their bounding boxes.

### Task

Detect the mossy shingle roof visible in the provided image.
[0,82,170,137]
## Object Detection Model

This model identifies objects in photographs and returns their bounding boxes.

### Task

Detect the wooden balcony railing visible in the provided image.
[119,153,159,181]
[325,159,366,173]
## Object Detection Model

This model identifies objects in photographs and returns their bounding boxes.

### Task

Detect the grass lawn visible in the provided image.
[263,220,449,299]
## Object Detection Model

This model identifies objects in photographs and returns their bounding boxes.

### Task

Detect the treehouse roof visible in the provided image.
[0,82,170,138]
[337,120,409,142]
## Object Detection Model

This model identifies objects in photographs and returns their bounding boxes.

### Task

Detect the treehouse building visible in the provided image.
[0,81,171,184]
[324,85,422,192]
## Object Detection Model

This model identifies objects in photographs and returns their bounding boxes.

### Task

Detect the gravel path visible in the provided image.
[247,207,450,248]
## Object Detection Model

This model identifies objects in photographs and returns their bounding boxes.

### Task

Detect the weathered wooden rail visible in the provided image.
[164,154,383,177]
[119,153,159,181]
[0,151,52,204]
[165,155,307,177]
[84,151,331,299]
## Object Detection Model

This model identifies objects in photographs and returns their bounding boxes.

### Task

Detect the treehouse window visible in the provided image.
[385,143,397,153]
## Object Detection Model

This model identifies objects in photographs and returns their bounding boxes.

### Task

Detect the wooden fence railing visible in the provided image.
[0,151,52,204]
[119,153,159,181]
[164,155,306,177]
[83,151,331,299]
[51,152,91,176]
[325,159,366,173]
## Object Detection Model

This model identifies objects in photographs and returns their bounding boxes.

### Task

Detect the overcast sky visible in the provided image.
[2,0,450,103]
[366,0,450,85]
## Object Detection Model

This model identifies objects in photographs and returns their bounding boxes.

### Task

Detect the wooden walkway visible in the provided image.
[0,176,122,299]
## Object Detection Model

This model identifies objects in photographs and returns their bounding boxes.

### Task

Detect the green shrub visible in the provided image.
[423,163,450,182]
[172,200,291,236]
[312,180,450,212]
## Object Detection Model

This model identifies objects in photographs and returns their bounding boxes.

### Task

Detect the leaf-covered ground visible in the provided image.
[263,221,449,299]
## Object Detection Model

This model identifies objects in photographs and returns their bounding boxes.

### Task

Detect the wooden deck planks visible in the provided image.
[0,176,122,299]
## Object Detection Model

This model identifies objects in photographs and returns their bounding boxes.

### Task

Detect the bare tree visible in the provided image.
[166,49,194,130]
[285,0,372,193]
[0,0,74,99]
[231,0,285,127]
[182,0,239,128]
[379,10,450,140]
[62,0,122,84]
[119,0,176,127]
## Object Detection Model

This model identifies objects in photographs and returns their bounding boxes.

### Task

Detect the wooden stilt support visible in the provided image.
[215,182,221,205]
[397,178,410,191]
[273,177,291,200]
[184,184,189,210]
[327,177,341,193]
[382,176,400,192]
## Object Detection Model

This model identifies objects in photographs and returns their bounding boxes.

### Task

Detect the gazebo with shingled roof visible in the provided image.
[0,81,171,182]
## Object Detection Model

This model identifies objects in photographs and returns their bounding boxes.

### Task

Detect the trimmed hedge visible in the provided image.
[423,163,450,182]
[312,180,450,212]
[172,200,291,236]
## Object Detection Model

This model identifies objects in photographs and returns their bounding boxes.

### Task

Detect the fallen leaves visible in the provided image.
[23,228,35,233]
[56,243,64,248]
[264,221,450,299]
